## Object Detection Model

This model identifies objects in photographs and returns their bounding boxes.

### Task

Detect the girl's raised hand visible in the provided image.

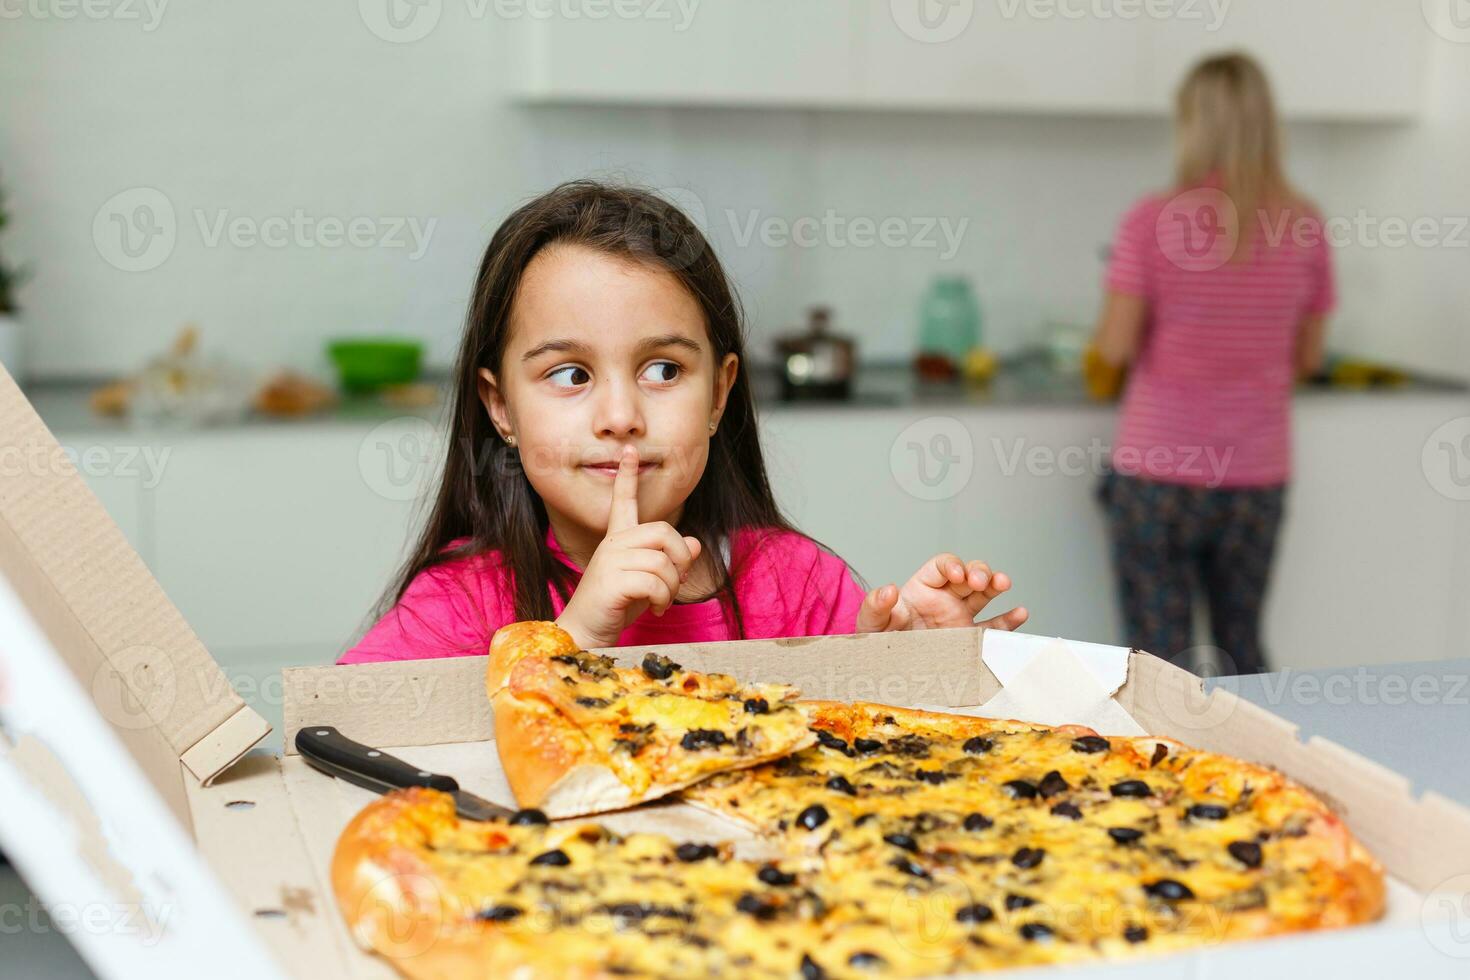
[555,445,703,651]
[855,553,1028,634]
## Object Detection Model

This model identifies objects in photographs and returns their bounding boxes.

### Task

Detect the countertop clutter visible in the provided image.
[22,356,1469,433]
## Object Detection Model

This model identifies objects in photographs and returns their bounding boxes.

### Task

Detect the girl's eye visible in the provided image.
[641,361,681,384]
[547,365,590,388]
[549,362,679,387]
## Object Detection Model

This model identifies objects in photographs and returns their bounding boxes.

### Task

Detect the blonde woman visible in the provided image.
[1091,53,1333,676]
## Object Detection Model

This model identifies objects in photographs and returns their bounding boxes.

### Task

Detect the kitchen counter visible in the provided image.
[11,360,1469,680]
[21,357,1468,434]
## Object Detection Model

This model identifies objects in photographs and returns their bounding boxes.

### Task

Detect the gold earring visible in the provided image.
[708,421,717,433]
[505,434,517,447]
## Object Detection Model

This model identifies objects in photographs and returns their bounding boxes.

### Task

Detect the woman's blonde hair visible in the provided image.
[1175,52,1301,257]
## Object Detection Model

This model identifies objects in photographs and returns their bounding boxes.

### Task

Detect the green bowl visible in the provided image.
[327,338,423,393]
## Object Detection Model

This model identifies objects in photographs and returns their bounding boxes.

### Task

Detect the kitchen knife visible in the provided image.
[294,725,517,822]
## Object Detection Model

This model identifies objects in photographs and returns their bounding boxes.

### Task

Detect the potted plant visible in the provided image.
[0,175,27,382]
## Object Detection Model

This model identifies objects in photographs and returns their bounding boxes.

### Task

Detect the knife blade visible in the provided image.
[294,725,516,822]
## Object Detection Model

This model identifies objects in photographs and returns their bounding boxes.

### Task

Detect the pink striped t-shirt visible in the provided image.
[337,524,865,664]
[1105,189,1335,488]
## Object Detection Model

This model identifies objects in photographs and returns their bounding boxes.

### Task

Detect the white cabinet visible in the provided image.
[510,0,861,107]
[145,429,423,653]
[758,409,953,587]
[858,0,1148,114]
[1141,0,1428,121]
[510,0,1428,120]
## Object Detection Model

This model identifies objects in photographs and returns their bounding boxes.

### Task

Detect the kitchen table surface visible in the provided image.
[3,655,1468,977]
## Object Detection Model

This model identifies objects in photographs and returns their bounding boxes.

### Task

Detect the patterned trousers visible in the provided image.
[1097,471,1287,677]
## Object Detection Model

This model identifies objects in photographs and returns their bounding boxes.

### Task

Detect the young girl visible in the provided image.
[339,181,1027,664]
[1091,53,1333,675]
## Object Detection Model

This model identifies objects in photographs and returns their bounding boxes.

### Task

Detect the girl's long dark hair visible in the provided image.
[376,179,849,640]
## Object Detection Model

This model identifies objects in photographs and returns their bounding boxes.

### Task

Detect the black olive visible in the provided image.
[1003,779,1039,799]
[963,812,994,832]
[962,736,994,754]
[1037,770,1069,798]
[825,775,857,796]
[854,812,878,826]
[890,856,930,878]
[641,652,679,680]
[1110,780,1153,798]
[680,729,729,751]
[886,734,932,758]
[1050,802,1082,820]
[955,903,994,923]
[743,697,769,714]
[853,737,883,755]
[1228,841,1263,869]
[883,833,919,853]
[1071,735,1110,753]
[799,953,826,980]
[848,951,885,968]
[675,842,718,862]
[1124,925,1149,943]
[1108,827,1145,845]
[815,730,852,754]
[529,849,570,867]
[476,904,522,922]
[574,696,610,708]
[913,769,953,785]
[757,864,797,887]
[1186,803,1229,821]
[1144,879,1195,902]
[1019,923,1054,941]
[1150,743,1169,766]
[604,902,650,923]
[1005,893,1036,911]
[796,804,829,831]
[1011,847,1045,869]
[735,892,777,921]
[509,808,549,826]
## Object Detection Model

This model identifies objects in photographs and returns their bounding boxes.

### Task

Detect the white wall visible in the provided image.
[0,4,1465,380]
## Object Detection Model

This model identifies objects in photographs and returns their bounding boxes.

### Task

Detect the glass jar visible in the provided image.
[918,276,981,364]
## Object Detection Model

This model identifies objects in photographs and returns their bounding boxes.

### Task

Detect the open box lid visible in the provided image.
[0,367,270,824]
[0,366,282,977]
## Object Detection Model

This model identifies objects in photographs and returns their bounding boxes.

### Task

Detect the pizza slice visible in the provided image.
[486,621,816,818]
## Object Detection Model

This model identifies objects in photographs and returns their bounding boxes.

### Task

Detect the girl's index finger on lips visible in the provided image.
[607,445,641,533]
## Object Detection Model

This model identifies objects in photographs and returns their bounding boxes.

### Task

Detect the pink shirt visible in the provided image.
[338,524,866,664]
[1105,190,1335,488]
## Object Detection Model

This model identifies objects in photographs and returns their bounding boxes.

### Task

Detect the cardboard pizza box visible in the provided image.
[2,363,1470,980]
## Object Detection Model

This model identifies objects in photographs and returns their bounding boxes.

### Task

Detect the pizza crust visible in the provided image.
[487,621,815,818]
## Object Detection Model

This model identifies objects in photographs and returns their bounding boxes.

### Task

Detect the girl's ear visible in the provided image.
[710,352,739,428]
[477,367,515,441]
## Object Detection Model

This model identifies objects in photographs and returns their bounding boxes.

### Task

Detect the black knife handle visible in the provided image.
[294,725,460,796]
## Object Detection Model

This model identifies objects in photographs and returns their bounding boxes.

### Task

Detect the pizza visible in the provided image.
[332,625,1385,978]
[682,701,1384,950]
[486,621,816,817]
